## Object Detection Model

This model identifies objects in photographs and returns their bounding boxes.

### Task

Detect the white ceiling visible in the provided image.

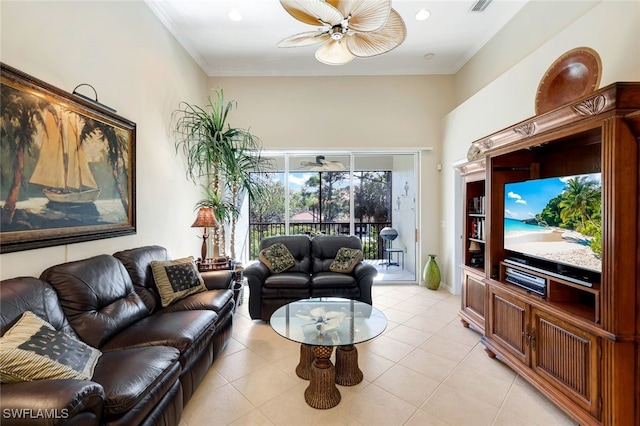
[146,0,529,77]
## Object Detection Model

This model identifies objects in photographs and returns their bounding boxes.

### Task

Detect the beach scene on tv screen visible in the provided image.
[504,173,602,273]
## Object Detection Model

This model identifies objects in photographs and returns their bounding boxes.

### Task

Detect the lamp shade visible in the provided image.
[468,240,482,252]
[191,207,217,228]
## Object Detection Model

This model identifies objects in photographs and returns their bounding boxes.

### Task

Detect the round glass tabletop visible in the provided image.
[270,297,387,347]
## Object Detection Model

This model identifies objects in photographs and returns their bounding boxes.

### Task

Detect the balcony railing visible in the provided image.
[248,221,392,260]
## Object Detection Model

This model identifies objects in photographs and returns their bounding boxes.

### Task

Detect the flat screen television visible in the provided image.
[503,173,602,277]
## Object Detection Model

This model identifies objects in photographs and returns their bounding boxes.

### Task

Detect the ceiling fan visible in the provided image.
[277,0,407,66]
[299,156,347,171]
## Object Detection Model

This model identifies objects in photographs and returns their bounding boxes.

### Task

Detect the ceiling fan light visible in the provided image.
[316,40,354,65]
[415,9,430,21]
[329,25,346,40]
[227,9,242,21]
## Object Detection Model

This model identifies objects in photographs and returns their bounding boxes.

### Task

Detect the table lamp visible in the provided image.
[191,207,217,261]
[469,240,482,253]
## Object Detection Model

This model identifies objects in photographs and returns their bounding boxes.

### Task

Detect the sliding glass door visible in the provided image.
[244,151,418,282]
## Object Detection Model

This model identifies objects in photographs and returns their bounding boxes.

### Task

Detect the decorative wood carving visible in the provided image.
[481,138,494,150]
[573,94,607,116]
[513,122,536,137]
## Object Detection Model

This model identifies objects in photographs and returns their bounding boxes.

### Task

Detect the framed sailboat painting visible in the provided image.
[0,63,136,253]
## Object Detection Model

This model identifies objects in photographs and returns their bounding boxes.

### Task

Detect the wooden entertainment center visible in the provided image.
[455,82,640,425]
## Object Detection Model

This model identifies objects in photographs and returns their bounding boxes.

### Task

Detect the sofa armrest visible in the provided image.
[352,262,377,305]
[201,270,234,290]
[0,380,104,426]
[243,262,270,289]
[243,262,272,319]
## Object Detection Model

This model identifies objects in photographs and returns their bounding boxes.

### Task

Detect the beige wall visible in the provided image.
[210,75,455,284]
[0,1,209,279]
[441,0,640,294]
[453,1,599,105]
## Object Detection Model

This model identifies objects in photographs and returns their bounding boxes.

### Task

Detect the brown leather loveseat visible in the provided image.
[0,245,234,425]
[244,235,377,321]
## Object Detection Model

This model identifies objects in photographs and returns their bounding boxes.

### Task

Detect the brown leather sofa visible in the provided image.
[244,235,377,321]
[0,245,234,426]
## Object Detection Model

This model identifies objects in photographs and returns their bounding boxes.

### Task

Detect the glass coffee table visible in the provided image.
[270,297,387,409]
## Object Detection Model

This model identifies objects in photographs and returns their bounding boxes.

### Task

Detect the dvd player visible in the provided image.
[505,267,547,297]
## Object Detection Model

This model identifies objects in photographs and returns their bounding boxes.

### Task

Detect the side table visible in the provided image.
[384,248,404,269]
[270,298,387,409]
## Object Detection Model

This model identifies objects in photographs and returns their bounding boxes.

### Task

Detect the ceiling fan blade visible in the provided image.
[346,9,406,58]
[315,39,355,65]
[326,162,347,171]
[336,0,392,32]
[278,30,331,48]
[280,0,343,26]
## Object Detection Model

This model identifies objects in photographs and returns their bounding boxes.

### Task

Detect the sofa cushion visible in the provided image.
[311,271,358,288]
[1,277,77,338]
[113,245,171,313]
[150,257,207,307]
[99,310,217,367]
[263,272,311,289]
[40,254,149,348]
[330,247,363,273]
[91,346,181,416]
[0,311,101,383]
[259,243,296,273]
[160,289,234,319]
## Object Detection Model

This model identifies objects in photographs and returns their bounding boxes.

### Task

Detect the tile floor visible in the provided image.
[179,284,577,426]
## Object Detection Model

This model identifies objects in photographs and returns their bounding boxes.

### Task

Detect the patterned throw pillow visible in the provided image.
[259,243,296,273]
[150,257,207,307]
[0,311,101,383]
[330,247,363,273]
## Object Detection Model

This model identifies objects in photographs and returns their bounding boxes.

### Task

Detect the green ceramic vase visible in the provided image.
[422,254,441,290]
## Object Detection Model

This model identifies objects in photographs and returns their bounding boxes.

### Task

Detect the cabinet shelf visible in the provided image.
[455,161,487,334]
[468,238,485,244]
[499,261,600,324]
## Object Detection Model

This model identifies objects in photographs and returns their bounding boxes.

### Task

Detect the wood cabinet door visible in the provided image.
[531,308,600,419]
[487,286,529,365]
[461,269,485,331]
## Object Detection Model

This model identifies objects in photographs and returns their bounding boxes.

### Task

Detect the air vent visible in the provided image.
[470,0,492,12]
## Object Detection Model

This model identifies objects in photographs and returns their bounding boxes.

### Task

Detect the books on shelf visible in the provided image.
[469,217,485,241]
[468,196,486,215]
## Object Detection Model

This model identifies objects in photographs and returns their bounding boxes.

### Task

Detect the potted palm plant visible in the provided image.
[174,87,270,260]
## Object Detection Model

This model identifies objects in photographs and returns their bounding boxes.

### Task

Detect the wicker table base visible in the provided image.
[304,346,341,409]
[335,345,364,386]
[296,343,364,387]
[296,344,314,380]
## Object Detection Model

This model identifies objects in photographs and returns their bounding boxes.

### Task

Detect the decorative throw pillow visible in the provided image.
[0,311,101,383]
[330,247,363,273]
[151,257,207,307]
[259,243,296,273]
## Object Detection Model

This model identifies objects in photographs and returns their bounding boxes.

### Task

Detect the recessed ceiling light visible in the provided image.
[228,9,242,21]
[415,9,430,21]
[424,53,435,60]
